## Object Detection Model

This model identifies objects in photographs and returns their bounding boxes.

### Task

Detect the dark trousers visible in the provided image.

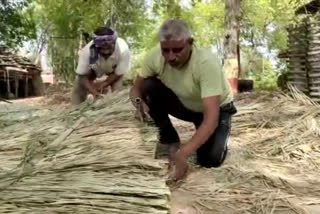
[140,77,237,168]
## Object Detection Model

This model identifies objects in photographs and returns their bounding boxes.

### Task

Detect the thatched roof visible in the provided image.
[0,47,41,79]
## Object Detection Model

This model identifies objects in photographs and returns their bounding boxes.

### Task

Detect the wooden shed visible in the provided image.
[0,46,43,99]
[282,0,320,102]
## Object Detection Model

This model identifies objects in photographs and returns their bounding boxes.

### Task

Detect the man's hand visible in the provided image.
[87,93,104,104]
[93,81,105,91]
[169,149,189,181]
[134,100,149,122]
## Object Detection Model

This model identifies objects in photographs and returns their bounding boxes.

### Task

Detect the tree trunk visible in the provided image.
[224,0,241,93]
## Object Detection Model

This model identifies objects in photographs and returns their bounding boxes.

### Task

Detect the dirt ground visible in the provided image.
[1,91,319,214]
[170,117,320,214]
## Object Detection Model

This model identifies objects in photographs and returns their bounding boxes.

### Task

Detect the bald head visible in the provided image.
[158,19,192,42]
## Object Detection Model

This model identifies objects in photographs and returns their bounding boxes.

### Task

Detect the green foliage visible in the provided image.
[32,0,151,82]
[239,0,311,89]
[241,47,278,90]
[184,0,225,46]
[241,0,310,51]
[252,60,279,90]
[13,0,311,87]
[0,0,36,48]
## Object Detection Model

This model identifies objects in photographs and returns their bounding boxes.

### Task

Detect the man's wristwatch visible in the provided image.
[132,97,142,105]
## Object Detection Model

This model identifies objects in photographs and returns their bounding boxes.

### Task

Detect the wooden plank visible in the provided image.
[288,71,307,75]
[288,71,307,76]
[287,68,307,73]
[308,50,320,55]
[5,66,28,73]
[288,72,307,76]
[288,45,308,50]
[288,64,306,68]
[309,73,320,78]
[288,63,306,67]
[289,81,308,86]
[309,65,320,69]
[287,54,307,57]
[288,42,308,46]
[310,92,320,96]
[310,41,320,45]
[308,30,320,35]
[288,75,308,80]
[308,58,320,62]
[287,57,307,62]
[310,86,320,90]
[288,80,307,86]
[308,62,320,65]
[309,47,320,51]
[309,29,320,34]
[310,80,320,84]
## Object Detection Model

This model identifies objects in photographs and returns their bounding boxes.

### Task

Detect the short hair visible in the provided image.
[158,19,191,41]
[94,26,115,36]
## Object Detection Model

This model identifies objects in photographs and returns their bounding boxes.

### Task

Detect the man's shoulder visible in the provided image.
[192,47,223,77]
[194,47,221,64]
[78,41,93,56]
[116,38,129,52]
[146,45,162,59]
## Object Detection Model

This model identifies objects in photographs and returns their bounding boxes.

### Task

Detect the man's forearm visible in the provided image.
[131,76,144,98]
[82,76,99,96]
[102,74,121,88]
[181,120,218,157]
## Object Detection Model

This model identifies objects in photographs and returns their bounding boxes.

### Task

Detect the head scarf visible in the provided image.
[93,31,118,48]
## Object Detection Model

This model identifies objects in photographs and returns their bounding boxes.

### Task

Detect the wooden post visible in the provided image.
[224,0,241,94]
[25,75,29,97]
[15,72,19,98]
[5,70,11,98]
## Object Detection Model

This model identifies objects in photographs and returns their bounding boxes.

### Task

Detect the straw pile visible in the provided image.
[1,86,319,214]
[0,90,170,214]
[170,87,320,214]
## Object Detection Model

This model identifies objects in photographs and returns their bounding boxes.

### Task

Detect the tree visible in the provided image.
[0,0,36,48]
[32,0,151,82]
[224,0,241,93]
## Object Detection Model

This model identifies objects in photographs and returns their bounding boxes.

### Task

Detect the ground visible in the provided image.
[1,88,319,214]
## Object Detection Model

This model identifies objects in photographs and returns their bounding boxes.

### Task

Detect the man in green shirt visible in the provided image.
[131,19,237,180]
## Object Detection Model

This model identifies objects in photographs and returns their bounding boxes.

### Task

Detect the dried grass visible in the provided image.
[1,86,319,214]
[0,89,170,214]
[171,86,320,214]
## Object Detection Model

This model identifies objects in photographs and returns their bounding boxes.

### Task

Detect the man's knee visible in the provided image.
[140,77,166,105]
[197,147,228,168]
[141,77,163,95]
[71,77,87,106]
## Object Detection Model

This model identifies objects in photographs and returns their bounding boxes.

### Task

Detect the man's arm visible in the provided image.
[179,96,220,157]
[169,95,220,180]
[131,75,144,100]
[75,43,101,97]
[80,75,100,97]
[100,73,122,89]
[101,40,130,90]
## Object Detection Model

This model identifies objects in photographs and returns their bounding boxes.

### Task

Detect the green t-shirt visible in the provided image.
[139,45,233,112]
